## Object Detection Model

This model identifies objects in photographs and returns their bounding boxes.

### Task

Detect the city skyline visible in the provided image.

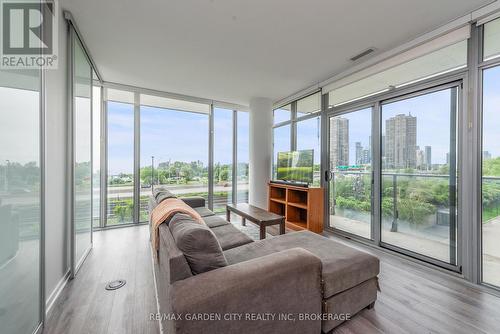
[330,110,449,170]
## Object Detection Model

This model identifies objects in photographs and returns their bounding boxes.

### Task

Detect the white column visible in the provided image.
[249,97,273,209]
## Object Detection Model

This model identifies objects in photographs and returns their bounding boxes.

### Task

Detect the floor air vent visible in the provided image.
[105,279,126,290]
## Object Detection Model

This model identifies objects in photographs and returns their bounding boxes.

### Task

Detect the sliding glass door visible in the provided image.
[381,86,458,265]
[326,83,460,269]
[0,70,42,334]
[328,108,373,239]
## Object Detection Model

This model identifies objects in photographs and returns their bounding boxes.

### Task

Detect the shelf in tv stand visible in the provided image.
[269,198,286,204]
[267,182,324,234]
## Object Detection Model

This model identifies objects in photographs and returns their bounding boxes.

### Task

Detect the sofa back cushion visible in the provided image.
[153,187,177,204]
[169,213,227,274]
[158,224,193,283]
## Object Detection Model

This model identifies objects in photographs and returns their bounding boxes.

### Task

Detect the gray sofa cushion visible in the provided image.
[223,230,380,298]
[169,214,227,275]
[158,223,193,283]
[193,207,216,218]
[153,187,177,204]
[181,196,205,208]
[202,215,230,228]
[211,224,254,250]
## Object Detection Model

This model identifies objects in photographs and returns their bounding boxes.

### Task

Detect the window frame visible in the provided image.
[478,20,500,290]
[272,91,323,176]
[96,85,249,226]
[323,72,466,273]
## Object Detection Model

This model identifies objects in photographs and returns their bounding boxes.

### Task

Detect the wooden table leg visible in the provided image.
[242,217,246,226]
[279,219,285,235]
[260,225,266,240]
[226,208,230,222]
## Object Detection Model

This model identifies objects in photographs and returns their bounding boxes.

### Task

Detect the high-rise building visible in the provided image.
[330,117,349,168]
[425,146,432,169]
[416,146,425,169]
[355,142,363,165]
[385,113,417,169]
[368,135,372,162]
[483,151,492,160]
[362,149,370,164]
[381,135,385,157]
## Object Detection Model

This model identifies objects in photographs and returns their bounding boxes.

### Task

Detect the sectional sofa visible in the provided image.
[149,193,379,334]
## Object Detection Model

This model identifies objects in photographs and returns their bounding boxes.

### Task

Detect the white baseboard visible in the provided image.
[45,269,71,316]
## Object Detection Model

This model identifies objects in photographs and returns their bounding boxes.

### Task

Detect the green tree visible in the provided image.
[113,199,133,223]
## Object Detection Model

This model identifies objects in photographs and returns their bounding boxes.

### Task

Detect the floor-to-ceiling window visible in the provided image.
[139,95,210,220]
[0,71,42,333]
[274,104,291,124]
[322,34,466,270]
[381,86,458,265]
[213,108,233,213]
[237,111,249,203]
[273,125,291,178]
[482,66,500,287]
[73,36,93,270]
[273,93,322,184]
[328,108,372,239]
[481,17,500,288]
[92,85,101,227]
[99,89,247,226]
[106,90,135,225]
[297,116,321,186]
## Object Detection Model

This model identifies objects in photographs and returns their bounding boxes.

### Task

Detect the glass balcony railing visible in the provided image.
[330,171,460,264]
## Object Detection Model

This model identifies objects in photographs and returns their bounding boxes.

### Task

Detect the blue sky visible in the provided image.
[340,108,372,166]
[483,66,500,158]
[274,89,455,168]
[296,116,321,164]
[382,88,453,165]
[106,71,500,175]
[107,102,134,175]
[108,104,249,175]
[331,88,458,166]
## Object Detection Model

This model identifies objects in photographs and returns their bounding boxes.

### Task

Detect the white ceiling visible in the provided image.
[63,0,493,106]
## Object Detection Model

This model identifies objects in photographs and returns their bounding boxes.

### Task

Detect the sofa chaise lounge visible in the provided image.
[149,193,379,334]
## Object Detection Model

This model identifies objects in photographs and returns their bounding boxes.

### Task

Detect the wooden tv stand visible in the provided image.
[268,182,324,233]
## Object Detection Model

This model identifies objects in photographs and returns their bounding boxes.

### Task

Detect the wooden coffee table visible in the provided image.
[226,203,285,239]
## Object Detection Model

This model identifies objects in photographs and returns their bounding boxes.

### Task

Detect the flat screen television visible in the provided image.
[276,150,314,185]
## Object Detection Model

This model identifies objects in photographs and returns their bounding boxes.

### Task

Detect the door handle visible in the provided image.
[324,170,333,182]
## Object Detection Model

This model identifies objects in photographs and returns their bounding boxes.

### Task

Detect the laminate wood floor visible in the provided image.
[326,235,500,334]
[43,221,500,334]
[43,225,159,334]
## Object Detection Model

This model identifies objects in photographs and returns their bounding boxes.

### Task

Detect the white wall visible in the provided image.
[44,7,70,311]
[249,97,273,209]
